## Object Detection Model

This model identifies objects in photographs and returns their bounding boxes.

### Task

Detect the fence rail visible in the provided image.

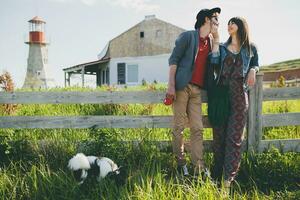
[0,116,212,129]
[264,78,300,87]
[0,87,300,104]
[263,87,300,101]
[0,73,300,153]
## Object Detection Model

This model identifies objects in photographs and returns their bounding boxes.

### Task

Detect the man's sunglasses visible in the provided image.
[211,16,219,22]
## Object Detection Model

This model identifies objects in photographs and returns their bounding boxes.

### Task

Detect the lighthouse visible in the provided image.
[23,16,52,89]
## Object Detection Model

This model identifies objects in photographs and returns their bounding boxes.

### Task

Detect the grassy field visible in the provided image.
[260,58,300,72]
[0,85,300,199]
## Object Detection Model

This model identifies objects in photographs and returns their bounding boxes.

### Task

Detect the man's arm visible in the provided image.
[167,65,177,99]
[168,32,188,66]
[167,32,189,99]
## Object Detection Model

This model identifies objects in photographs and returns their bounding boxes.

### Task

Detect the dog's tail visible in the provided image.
[68,153,91,171]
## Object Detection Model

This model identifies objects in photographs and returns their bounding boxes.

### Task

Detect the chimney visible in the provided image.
[145,15,156,20]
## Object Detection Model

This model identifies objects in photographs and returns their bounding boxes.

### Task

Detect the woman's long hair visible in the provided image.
[227,17,252,56]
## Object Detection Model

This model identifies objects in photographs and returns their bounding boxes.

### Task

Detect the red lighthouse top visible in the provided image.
[28,16,46,24]
[26,16,47,44]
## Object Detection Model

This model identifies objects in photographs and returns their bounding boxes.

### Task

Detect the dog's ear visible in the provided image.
[118,166,128,175]
[114,166,123,174]
[114,171,126,186]
[106,171,116,178]
[108,166,127,186]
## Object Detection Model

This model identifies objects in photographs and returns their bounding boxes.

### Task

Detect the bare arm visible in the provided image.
[209,19,220,67]
[211,36,219,53]
[211,20,220,53]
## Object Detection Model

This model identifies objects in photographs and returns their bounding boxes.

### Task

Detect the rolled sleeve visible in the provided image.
[209,51,220,65]
[250,44,259,72]
[168,32,188,66]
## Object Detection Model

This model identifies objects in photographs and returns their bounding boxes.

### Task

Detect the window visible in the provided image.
[156,30,162,38]
[36,71,41,76]
[127,64,138,83]
[140,31,144,38]
[102,70,105,85]
[117,63,126,84]
[106,68,109,84]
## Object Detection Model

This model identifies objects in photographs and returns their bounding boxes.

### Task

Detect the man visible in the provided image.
[167,7,221,176]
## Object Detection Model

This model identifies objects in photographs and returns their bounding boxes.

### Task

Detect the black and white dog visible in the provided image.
[68,153,122,185]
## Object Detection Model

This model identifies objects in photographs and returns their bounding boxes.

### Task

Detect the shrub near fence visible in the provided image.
[0,73,300,153]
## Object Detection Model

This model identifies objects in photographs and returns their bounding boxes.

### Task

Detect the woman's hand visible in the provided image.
[247,69,256,87]
[211,17,219,38]
[211,23,219,39]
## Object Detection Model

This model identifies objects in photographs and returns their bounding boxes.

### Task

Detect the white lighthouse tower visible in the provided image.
[23,16,53,89]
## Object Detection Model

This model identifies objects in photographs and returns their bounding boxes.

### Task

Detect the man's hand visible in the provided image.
[247,69,256,87]
[167,65,177,100]
[166,85,176,100]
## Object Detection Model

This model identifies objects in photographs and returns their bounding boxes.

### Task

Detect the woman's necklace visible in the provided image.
[229,43,240,54]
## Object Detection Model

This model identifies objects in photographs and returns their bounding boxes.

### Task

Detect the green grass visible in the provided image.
[0,138,299,200]
[262,100,300,139]
[260,58,300,72]
[0,85,300,199]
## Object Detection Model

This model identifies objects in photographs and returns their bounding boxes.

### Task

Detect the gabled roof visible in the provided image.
[110,15,185,43]
[64,15,186,72]
[98,15,185,59]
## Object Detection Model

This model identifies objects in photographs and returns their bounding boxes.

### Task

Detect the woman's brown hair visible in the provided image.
[227,17,252,56]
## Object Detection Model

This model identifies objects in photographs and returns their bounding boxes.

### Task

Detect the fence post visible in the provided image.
[255,73,264,152]
[247,72,264,153]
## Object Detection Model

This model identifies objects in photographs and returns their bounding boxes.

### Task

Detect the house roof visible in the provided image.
[97,15,186,59]
[64,15,185,73]
[109,15,185,42]
[63,57,110,73]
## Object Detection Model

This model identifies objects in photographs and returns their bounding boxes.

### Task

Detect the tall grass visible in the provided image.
[0,85,300,199]
[1,139,299,199]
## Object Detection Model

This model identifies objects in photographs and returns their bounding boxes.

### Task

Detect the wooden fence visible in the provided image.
[264,78,300,87]
[0,73,300,153]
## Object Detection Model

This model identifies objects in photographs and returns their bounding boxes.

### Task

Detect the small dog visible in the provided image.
[68,153,121,184]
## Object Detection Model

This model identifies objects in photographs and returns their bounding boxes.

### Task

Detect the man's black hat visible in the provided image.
[194,7,221,29]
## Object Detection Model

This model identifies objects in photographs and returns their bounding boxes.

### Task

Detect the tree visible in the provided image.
[277,75,286,87]
[0,71,17,114]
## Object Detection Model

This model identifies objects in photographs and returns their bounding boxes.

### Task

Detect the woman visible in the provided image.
[209,17,259,188]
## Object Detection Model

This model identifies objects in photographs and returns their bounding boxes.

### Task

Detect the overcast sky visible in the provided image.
[1,0,300,88]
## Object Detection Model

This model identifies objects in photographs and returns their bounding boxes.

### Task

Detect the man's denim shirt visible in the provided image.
[168,30,214,91]
[210,41,259,86]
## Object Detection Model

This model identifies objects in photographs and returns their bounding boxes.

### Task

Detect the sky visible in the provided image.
[0,0,300,88]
